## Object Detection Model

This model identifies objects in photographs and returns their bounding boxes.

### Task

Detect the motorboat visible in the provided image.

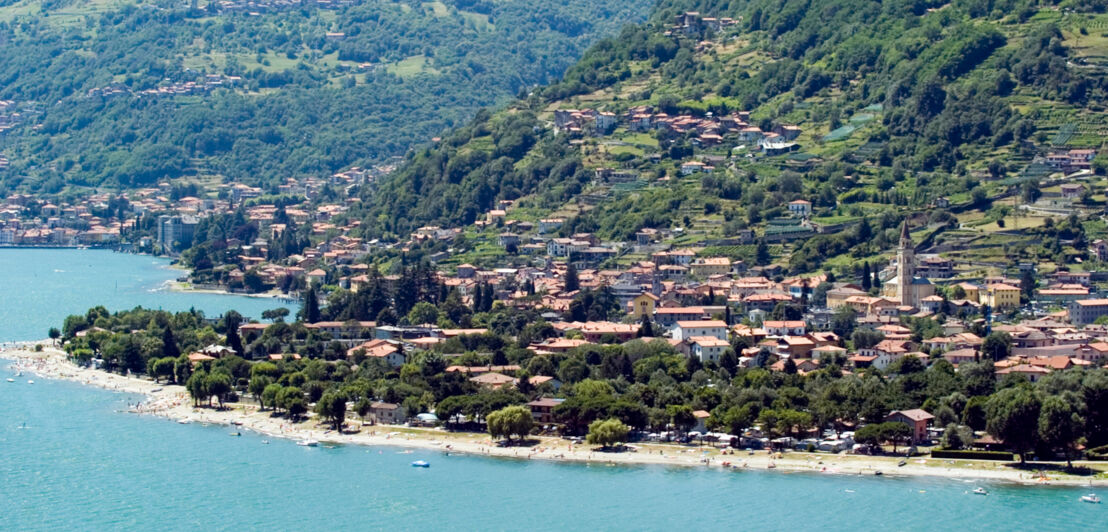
[411,460,430,468]
[229,432,241,437]
[27,380,34,384]
[5,378,13,383]
[1081,494,1100,504]
[297,440,319,447]
[972,487,988,495]
[261,440,270,445]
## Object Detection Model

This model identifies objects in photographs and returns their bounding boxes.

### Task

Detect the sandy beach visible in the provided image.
[165,280,294,301]
[3,343,1106,487]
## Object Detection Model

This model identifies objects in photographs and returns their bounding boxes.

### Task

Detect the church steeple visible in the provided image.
[897,221,915,307]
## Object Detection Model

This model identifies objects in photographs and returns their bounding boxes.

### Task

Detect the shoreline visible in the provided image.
[164,280,295,301]
[2,343,1106,487]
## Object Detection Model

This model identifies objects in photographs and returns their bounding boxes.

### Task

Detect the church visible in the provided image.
[881,222,935,308]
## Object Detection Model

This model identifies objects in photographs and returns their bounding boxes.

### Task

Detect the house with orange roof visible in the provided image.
[345,339,405,367]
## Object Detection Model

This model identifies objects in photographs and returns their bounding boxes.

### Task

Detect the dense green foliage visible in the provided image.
[0,0,651,192]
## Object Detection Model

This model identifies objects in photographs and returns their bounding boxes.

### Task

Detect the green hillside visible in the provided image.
[355,0,1108,274]
[0,0,652,192]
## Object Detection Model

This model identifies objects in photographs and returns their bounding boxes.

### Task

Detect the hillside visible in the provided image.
[354,0,1108,275]
[0,0,652,192]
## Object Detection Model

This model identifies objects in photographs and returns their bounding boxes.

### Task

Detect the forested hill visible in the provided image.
[0,0,652,193]
[355,0,1108,271]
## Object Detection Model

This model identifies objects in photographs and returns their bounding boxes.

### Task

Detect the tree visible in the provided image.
[261,383,283,411]
[249,375,273,405]
[278,386,306,418]
[720,404,755,436]
[861,262,872,291]
[316,390,349,431]
[981,332,1012,361]
[1038,395,1083,467]
[162,326,180,359]
[667,404,696,435]
[1020,270,1036,303]
[206,371,233,408]
[830,306,857,339]
[261,308,290,322]
[564,263,579,292]
[882,422,912,453]
[940,423,973,450]
[639,315,655,338]
[48,327,60,346]
[486,405,535,443]
[301,284,321,323]
[186,369,209,407]
[586,418,630,449]
[986,387,1042,462]
[407,302,440,326]
[755,239,770,266]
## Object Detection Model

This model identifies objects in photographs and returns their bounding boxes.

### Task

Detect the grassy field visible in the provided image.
[386,55,440,78]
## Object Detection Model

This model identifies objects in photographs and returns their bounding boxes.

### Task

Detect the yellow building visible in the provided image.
[629,292,659,320]
[954,282,982,303]
[690,257,732,278]
[982,283,1020,309]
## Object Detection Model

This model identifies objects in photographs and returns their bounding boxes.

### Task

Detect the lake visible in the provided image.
[0,248,295,342]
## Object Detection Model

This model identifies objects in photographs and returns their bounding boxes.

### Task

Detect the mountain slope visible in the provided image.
[0,0,653,192]
[354,0,1108,274]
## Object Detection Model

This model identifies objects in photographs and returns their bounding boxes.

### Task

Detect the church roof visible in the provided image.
[910,277,932,285]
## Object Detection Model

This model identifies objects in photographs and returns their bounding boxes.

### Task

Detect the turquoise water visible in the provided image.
[0,370,1103,531]
[0,248,295,342]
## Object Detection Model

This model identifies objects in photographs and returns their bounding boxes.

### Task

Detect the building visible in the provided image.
[982,283,1021,310]
[672,320,728,341]
[1070,299,1108,326]
[687,336,730,363]
[156,215,199,254]
[690,257,731,278]
[787,200,812,218]
[654,307,708,327]
[629,292,659,320]
[885,409,934,444]
[882,222,935,308]
[527,397,565,424]
[346,339,405,367]
[369,402,404,424]
[762,320,806,337]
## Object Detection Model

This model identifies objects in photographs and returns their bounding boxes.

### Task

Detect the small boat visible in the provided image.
[27,380,34,384]
[411,460,430,468]
[150,388,163,393]
[1081,494,1100,504]
[297,440,319,447]
[177,419,190,424]
[973,487,988,495]
[897,460,907,467]
[5,378,13,383]
[229,432,241,437]
[261,440,270,445]
[874,470,883,476]
[231,421,243,426]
